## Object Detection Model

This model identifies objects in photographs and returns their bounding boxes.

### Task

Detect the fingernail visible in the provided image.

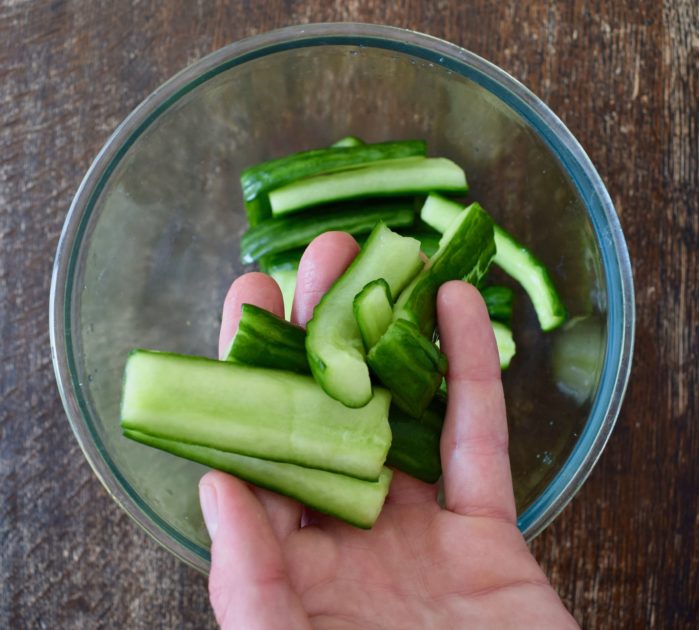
[199,482,219,539]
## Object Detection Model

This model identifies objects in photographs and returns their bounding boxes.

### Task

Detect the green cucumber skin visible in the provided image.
[240,203,415,264]
[493,226,567,331]
[121,349,392,481]
[305,223,423,408]
[241,140,426,220]
[481,285,514,324]
[386,397,446,483]
[224,304,308,374]
[353,279,394,351]
[270,157,468,217]
[258,249,303,274]
[367,319,448,418]
[386,421,441,484]
[394,203,496,338]
[124,430,392,529]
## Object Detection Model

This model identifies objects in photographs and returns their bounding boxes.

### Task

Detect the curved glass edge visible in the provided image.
[50,22,635,572]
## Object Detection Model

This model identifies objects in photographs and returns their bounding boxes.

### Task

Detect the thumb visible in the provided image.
[199,471,311,629]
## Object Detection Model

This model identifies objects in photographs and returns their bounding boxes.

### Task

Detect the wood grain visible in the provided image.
[1,1,696,627]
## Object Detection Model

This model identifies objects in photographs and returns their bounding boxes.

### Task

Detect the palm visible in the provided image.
[280,476,570,629]
[205,233,576,629]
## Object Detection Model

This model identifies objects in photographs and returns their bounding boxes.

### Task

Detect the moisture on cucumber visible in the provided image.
[241,140,426,225]
[305,223,423,408]
[240,202,415,263]
[353,279,394,351]
[224,304,308,374]
[269,157,468,217]
[121,350,392,480]
[124,429,392,529]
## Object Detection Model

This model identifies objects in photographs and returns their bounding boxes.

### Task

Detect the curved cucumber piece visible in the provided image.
[224,304,308,374]
[121,350,392,480]
[124,430,392,529]
[270,157,468,217]
[306,223,423,408]
[353,279,394,351]
[240,202,415,263]
[331,135,365,148]
[395,202,496,337]
[367,319,448,417]
[491,321,516,369]
[493,226,566,331]
[419,194,566,332]
[481,285,514,324]
[241,140,426,225]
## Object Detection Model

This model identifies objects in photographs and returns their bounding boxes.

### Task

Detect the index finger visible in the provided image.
[437,281,516,523]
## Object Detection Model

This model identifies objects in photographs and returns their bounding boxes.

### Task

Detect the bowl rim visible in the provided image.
[50,21,635,573]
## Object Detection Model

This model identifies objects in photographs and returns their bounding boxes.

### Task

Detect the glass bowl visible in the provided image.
[50,23,634,572]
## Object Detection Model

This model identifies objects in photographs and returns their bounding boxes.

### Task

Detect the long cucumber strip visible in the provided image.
[419,194,566,331]
[306,223,423,408]
[224,304,308,374]
[121,350,392,480]
[353,279,394,351]
[270,157,468,217]
[367,319,448,418]
[241,140,426,225]
[124,430,392,529]
[491,321,516,369]
[240,202,415,263]
[394,202,496,338]
[492,226,567,331]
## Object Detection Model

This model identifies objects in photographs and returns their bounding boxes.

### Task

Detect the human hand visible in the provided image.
[199,232,578,629]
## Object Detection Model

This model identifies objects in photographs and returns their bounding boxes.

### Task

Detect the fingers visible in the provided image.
[217,271,303,539]
[291,231,360,327]
[218,272,284,359]
[437,281,517,524]
[199,472,311,630]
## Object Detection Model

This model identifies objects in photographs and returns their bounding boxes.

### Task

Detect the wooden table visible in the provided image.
[1,2,696,627]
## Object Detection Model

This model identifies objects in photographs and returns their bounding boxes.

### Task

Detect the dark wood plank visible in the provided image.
[1,1,696,627]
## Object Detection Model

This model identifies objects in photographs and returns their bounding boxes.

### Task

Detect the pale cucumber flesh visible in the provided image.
[120,350,392,480]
